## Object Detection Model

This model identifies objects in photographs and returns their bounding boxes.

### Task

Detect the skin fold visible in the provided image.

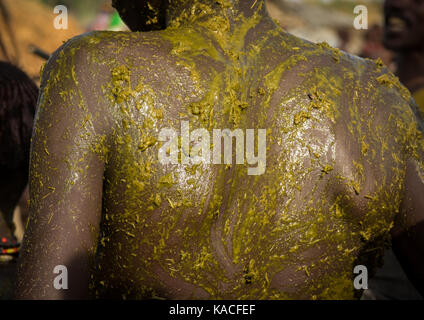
[15,0,424,299]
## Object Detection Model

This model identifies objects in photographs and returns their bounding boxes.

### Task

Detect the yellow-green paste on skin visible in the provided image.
[20,0,424,300]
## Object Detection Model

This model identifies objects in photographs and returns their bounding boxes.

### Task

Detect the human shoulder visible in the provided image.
[271,33,417,141]
[291,35,413,117]
[316,42,421,159]
[43,30,172,79]
[40,31,179,117]
[277,33,391,87]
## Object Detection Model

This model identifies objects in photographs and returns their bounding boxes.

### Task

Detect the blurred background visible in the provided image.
[0,0,391,84]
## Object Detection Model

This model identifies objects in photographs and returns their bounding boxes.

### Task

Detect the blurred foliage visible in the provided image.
[39,0,110,25]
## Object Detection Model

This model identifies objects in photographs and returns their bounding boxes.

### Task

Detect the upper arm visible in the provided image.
[355,60,424,297]
[15,37,108,299]
[391,99,424,297]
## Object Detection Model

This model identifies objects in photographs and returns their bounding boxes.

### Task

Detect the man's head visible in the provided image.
[112,0,265,31]
[383,0,424,51]
[111,0,167,31]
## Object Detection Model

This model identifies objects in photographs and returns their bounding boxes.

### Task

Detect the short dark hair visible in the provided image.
[112,0,167,31]
[0,61,38,173]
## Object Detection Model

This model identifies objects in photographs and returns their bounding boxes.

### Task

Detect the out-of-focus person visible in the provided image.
[0,61,38,260]
[360,24,393,69]
[0,60,37,300]
[0,0,39,300]
[384,0,424,112]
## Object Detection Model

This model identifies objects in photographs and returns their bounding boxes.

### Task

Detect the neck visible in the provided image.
[166,0,267,28]
[396,49,424,93]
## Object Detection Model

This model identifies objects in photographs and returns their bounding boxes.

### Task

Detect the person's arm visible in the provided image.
[15,39,107,299]
[391,101,424,298]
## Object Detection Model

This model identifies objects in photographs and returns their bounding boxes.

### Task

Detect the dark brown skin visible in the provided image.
[15,0,424,299]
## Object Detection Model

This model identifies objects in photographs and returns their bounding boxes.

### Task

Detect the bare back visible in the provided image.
[17,19,424,299]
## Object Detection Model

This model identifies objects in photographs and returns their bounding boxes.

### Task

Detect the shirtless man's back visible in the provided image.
[16,0,424,299]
